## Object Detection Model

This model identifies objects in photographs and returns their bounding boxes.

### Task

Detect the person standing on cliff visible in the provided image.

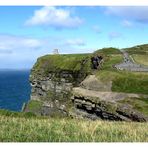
[91,56,99,69]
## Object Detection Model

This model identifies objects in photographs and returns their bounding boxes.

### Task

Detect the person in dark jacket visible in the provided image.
[91,56,98,69]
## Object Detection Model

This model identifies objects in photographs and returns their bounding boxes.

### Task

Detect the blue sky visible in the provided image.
[0,6,148,69]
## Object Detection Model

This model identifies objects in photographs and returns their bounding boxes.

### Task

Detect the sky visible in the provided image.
[0,6,148,69]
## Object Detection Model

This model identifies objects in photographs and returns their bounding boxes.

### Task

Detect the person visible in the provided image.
[96,55,103,69]
[91,55,103,69]
[91,56,98,69]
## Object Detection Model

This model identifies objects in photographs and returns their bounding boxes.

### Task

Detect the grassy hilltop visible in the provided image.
[0,44,148,142]
[125,44,148,66]
[31,53,92,79]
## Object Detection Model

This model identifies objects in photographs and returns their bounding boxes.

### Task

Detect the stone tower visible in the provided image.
[53,49,59,55]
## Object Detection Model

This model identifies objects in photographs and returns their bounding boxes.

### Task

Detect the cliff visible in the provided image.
[26,53,92,117]
[24,46,148,122]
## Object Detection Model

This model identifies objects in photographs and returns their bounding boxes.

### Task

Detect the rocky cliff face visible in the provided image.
[25,54,91,117]
[24,52,148,122]
[29,70,81,116]
[72,87,147,122]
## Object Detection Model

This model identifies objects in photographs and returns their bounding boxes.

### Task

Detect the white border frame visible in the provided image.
[0,0,148,6]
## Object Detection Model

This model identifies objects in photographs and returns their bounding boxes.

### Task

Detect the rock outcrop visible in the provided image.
[24,52,148,122]
[72,87,147,122]
[25,54,91,117]
[80,75,112,91]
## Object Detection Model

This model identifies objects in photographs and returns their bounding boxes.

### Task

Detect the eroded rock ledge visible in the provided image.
[72,87,147,122]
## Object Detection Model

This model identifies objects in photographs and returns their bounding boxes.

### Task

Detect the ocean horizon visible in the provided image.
[0,69,31,112]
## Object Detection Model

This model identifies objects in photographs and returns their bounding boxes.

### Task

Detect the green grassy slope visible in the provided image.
[118,97,148,116]
[132,54,148,66]
[124,44,148,66]
[94,47,148,94]
[94,47,121,55]
[125,44,148,54]
[31,53,92,79]
[0,113,148,142]
[31,47,122,79]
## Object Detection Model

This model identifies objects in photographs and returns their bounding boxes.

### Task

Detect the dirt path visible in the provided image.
[115,51,148,72]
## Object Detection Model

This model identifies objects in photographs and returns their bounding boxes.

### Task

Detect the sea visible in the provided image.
[0,70,31,112]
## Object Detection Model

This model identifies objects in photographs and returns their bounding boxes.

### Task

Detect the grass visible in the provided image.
[32,48,122,78]
[0,114,148,142]
[96,70,148,94]
[32,53,92,79]
[112,73,148,94]
[94,47,121,55]
[118,97,148,116]
[125,44,148,54]
[101,54,123,70]
[27,100,43,112]
[0,109,36,118]
[132,54,148,66]
[94,52,148,94]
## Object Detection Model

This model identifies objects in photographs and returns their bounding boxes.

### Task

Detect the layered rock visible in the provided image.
[72,87,148,122]
[25,54,91,117]
[24,53,148,122]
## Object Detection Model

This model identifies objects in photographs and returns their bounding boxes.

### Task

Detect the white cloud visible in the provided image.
[64,38,86,46]
[105,6,148,23]
[25,6,83,29]
[121,20,133,27]
[109,32,122,40]
[0,34,89,69]
[92,25,101,33]
[0,35,42,50]
[0,34,46,69]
